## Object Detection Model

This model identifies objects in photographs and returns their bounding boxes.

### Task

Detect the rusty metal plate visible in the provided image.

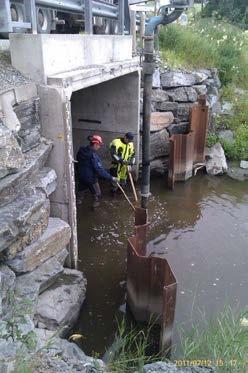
[135,207,148,227]
[127,226,177,353]
[168,132,194,189]
[190,95,209,164]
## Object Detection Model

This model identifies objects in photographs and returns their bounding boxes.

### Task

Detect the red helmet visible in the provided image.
[90,135,103,145]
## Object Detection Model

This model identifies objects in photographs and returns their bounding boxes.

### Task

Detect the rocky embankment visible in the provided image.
[0,51,94,371]
[140,68,221,175]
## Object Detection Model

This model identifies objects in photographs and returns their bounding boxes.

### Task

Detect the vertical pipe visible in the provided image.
[85,0,93,34]
[118,0,124,34]
[140,12,145,49]
[130,10,136,54]
[141,36,154,209]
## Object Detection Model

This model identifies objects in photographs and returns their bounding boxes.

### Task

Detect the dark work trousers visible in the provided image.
[78,180,101,203]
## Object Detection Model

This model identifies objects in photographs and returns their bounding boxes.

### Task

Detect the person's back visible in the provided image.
[77,144,96,185]
[76,135,117,207]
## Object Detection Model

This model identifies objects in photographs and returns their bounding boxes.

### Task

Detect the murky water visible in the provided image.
[75,175,248,356]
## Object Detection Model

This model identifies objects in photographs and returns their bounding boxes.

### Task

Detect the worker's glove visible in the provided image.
[128,158,135,166]
[121,160,128,165]
[112,177,118,185]
[127,165,132,172]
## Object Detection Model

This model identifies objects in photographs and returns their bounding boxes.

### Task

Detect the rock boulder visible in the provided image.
[150,112,174,132]
[7,218,71,273]
[35,268,87,336]
[0,191,50,259]
[0,265,15,315]
[167,87,197,103]
[205,143,228,176]
[161,71,208,88]
[0,123,24,180]
[0,139,53,207]
[150,129,170,160]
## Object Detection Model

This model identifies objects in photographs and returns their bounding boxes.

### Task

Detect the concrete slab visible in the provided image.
[47,59,140,93]
[10,34,133,84]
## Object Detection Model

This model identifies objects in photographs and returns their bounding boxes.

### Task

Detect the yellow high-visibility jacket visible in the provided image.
[109,138,135,180]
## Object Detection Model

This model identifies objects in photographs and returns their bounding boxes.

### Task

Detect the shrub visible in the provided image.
[235,124,248,160]
[159,18,248,88]
[203,0,248,30]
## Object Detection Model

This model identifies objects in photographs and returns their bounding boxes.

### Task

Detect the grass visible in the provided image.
[159,17,248,89]
[207,90,248,160]
[159,11,248,160]
[105,307,248,373]
[106,319,162,373]
[177,306,248,373]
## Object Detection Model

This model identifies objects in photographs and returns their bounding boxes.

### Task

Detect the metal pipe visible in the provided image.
[145,9,183,35]
[141,36,153,209]
[141,7,183,209]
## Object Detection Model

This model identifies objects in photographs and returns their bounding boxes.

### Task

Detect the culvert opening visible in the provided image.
[69,72,140,355]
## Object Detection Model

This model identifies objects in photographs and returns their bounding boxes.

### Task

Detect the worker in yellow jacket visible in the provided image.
[109,132,135,192]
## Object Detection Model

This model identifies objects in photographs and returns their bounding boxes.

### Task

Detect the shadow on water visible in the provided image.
[74,175,248,357]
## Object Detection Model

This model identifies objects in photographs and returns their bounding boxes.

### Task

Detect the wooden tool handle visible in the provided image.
[117,182,135,211]
[128,170,138,202]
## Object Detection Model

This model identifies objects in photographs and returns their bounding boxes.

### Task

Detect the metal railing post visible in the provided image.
[85,0,93,34]
[118,0,124,35]
[24,0,37,34]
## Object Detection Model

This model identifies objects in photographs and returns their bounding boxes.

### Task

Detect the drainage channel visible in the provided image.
[73,175,248,357]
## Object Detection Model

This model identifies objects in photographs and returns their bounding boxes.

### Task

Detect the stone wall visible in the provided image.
[140,68,221,175]
[0,53,89,371]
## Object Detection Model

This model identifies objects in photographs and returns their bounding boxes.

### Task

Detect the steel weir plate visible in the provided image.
[127,207,177,353]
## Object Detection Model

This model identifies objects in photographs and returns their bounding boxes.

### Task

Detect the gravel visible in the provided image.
[0,50,32,94]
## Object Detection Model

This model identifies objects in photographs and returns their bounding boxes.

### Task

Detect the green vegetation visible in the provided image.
[203,0,248,30]
[106,319,162,373]
[159,9,248,160]
[106,307,248,373]
[159,17,248,88]
[1,292,37,349]
[207,91,248,160]
[177,306,248,373]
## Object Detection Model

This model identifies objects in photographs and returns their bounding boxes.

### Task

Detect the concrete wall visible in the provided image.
[10,34,132,84]
[71,71,140,172]
[38,85,78,267]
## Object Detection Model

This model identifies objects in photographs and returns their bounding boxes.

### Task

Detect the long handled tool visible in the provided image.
[117,182,135,211]
[128,170,138,203]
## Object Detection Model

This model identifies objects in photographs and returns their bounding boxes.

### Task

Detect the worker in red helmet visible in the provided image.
[76,135,117,207]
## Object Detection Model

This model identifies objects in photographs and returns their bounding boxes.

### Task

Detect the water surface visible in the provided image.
[75,175,248,355]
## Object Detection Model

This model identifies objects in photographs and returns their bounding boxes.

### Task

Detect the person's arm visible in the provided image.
[110,144,127,164]
[91,153,112,180]
[128,145,135,166]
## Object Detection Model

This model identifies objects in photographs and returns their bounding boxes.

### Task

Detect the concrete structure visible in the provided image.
[10,34,133,84]
[9,34,140,267]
